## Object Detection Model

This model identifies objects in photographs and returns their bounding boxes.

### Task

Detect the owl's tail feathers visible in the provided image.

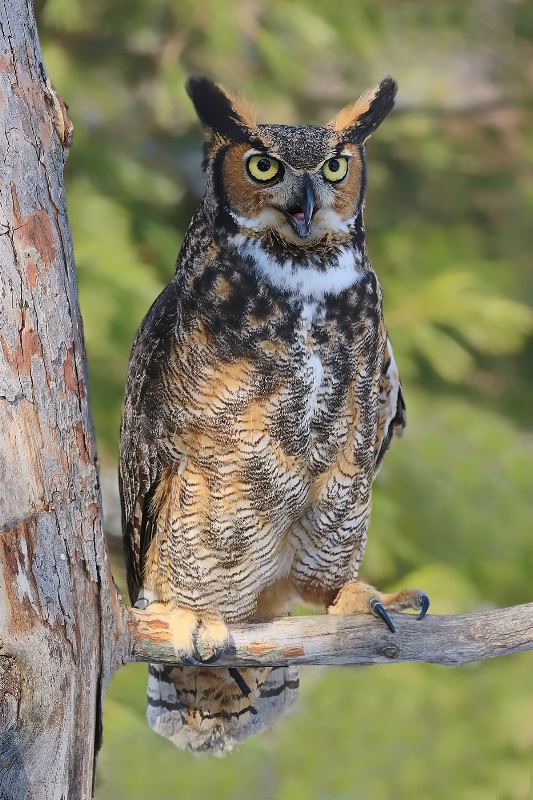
[146,662,299,755]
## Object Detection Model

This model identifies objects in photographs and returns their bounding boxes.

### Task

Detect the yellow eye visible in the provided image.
[246,155,282,182]
[322,157,349,183]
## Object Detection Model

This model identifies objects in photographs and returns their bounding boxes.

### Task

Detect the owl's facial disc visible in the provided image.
[277,176,317,239]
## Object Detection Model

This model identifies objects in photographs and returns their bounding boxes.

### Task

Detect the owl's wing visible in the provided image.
[119,280,180,604]
[374,335,406,473]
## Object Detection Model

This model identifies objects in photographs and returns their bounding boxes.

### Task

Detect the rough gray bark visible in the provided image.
[0,3,123,798]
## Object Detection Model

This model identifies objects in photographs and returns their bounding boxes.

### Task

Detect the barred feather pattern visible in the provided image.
[147,663,299,754]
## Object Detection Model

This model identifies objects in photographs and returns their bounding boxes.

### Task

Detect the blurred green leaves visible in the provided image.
[388,270,533,382]
[68,180,164,448]
[368,395,533,608]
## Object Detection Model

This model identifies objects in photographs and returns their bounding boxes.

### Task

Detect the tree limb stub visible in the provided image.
[125,602,533,669]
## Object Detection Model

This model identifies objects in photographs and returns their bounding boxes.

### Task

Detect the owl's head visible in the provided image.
[186,76,396,250]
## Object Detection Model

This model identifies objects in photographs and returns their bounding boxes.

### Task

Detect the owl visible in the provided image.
[119,75,429,755]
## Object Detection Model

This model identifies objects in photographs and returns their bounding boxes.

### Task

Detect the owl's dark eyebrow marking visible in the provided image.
[333,142,350,156]
[245,145,271,157]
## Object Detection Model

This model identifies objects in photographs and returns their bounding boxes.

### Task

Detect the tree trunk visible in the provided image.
[0,3,120,797]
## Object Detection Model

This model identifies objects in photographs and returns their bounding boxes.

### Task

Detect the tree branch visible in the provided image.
[122,602,533,669]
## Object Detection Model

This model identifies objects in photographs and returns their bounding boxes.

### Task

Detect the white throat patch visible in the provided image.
[231,234,364,301]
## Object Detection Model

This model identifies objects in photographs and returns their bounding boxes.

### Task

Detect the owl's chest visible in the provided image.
[178,268,383,464]
[294,301,326,406]
[266,297,382,470]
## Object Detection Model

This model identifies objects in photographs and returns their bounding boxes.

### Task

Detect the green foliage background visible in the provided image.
[38,1,533,797]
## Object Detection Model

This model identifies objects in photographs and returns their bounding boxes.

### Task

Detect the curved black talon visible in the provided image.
[369,598,396,633]
[191,633,227,665]
[417,593,430,620]
[229,667,252,698]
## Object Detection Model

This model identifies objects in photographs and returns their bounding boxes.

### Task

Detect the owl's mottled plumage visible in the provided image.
[120,76,427,754]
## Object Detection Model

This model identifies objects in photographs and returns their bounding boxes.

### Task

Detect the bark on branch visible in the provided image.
[122,602,533,669]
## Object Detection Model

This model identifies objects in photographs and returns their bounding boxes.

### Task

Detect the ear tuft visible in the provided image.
[328,77,397,142]
[223,88,258,130]
[186,76,258,144]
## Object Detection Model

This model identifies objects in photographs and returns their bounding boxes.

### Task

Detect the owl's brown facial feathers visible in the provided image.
[221,140,364,246]
[186,76,396,250]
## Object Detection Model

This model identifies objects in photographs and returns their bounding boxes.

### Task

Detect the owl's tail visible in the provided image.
[146,662,299,754]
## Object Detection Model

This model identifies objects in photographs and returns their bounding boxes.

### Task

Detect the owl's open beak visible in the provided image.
[282,178,316,239]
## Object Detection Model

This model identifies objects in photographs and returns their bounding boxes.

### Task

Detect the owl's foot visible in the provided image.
[137,602,229,664]
[192,615,230,664]
[327,581,429,633]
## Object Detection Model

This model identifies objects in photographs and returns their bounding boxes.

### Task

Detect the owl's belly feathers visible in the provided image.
[145,292,382,622]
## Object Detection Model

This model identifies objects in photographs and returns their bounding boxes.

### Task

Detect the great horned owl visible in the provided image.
[119,76,428,755]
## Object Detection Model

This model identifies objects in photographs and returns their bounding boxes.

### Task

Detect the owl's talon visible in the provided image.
[191,634,227,664]
[417,593,430,620]
[194,650,222,665]
[369,598,396,633]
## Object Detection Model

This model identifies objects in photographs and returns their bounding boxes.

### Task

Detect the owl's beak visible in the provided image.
[283,178,316,239]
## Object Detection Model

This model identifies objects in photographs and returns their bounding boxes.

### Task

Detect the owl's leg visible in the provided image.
[328,581,429,633]
[134,601,230,664]
[255,578,295,618]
